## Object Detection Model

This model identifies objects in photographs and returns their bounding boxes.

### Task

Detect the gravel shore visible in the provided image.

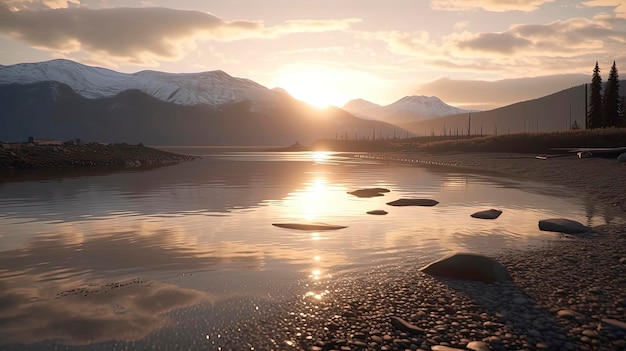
[213,152,626,351]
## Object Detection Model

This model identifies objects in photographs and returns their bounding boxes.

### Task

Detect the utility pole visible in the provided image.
[467,113,471,138]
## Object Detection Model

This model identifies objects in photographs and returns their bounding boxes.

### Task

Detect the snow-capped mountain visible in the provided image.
[0,59,277,106]
[0,59,411,146]
[343,95,471,124]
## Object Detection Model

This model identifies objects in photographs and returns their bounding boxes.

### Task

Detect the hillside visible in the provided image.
[400,81,626,136]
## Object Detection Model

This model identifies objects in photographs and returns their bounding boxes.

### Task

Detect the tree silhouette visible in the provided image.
[587,61,603,129]
[602,61,621,127]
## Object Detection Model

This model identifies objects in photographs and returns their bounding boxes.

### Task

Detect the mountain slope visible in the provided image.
[343,95,470,124]
[400,84,595,136]
[0,81,409,146]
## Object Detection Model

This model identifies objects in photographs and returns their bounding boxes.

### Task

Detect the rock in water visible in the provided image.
[347,188,390,198]
[366,210,388,215]
[538,218,590,234]
[272,223,347,231]
[420,253,511,283]
[386,198,439,207]
[471,209,502,219]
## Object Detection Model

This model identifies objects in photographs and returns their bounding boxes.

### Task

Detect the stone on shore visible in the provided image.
[366,210,388,215]
[389,316,424,334]
[431,346,465,351]
[471,209,502,219]
[597,318,626,333]
[272,223,347,231]
[420,253,511,283]
[347,188,390,198]
[386,198,439,207]
[466,340,490,351]
[538,218,590,234]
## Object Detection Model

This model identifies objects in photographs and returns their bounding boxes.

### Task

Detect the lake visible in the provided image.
[0,149,617,350]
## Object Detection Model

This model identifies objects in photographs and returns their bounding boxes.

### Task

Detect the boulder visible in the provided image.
[471,209,502,219]
[538,218,590,234]
[420,253,511,283]
[272,223,347,231]
[386,198,439,207]
[366,210,388,215]
[347,187,390,198]
[618,152,626,162]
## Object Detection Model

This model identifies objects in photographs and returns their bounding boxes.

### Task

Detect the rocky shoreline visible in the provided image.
[211,151,626,351]
[0,142,196,169]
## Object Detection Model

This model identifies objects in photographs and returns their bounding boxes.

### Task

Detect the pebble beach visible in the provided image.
[213,152,626,351]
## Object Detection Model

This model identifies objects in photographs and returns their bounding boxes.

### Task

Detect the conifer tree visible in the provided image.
[587,61,603,129]
[602,61,621,127]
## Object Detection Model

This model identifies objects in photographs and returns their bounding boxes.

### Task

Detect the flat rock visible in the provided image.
[366,210,388,215]
[431,346,465,351]
[556,309,585,320]
[471,209,502,219]
[272,223,347,231]
[389,316,424,334]
[386,198,439,207]
[466,341,490,351]
[598,318,626,333]
[420,252,511,283]
[538,218,590,234]
[347,188,390,198]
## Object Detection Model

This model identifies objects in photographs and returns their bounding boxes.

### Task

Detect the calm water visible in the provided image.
[0,150,618,349]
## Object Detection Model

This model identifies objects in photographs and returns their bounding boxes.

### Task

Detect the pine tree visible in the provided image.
[587,62,603,129]
[602,61,621,127]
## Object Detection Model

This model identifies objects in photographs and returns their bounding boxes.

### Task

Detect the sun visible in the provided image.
[271,63,376,108]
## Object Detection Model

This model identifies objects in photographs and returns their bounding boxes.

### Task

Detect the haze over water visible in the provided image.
[0,150,618,349]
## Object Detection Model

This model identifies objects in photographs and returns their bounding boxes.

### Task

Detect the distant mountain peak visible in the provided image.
[342,95,470,124]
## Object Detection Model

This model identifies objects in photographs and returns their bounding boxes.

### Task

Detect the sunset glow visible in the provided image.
[0,1,624,109]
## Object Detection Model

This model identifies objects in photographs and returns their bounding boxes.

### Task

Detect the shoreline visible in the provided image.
[222,151,626,351]
[0,142,197,169]
[358,151,626,213]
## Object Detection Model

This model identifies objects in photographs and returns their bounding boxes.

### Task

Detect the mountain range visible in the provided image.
[0,59,422,145]
[342,96,470,124]
[1,59,611,146]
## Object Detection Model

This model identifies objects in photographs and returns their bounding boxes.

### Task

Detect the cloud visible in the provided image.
[0,5,360,65]
[583,1,626,18]
[457,32,532,54]
[430,0,555,12]
[369,13,626,78]
[3,0,80,11]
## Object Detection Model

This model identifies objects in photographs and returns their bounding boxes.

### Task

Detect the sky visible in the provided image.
[0,0,625,110]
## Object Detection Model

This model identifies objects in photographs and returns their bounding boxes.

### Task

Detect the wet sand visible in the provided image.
[219,152,626,351]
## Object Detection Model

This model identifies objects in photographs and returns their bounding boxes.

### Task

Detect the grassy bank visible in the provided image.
[307,129,626,154]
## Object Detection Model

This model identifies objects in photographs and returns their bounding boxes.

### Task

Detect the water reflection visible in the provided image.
[0,277,206,345]
[0,150,622,348]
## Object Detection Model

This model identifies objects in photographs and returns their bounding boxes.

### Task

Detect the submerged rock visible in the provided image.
[538,218,590,234]
[420,252,511,283]
[272,223,347,231]
[386,198,439,207]
[471,209,502,219]
[347,188,390,198]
